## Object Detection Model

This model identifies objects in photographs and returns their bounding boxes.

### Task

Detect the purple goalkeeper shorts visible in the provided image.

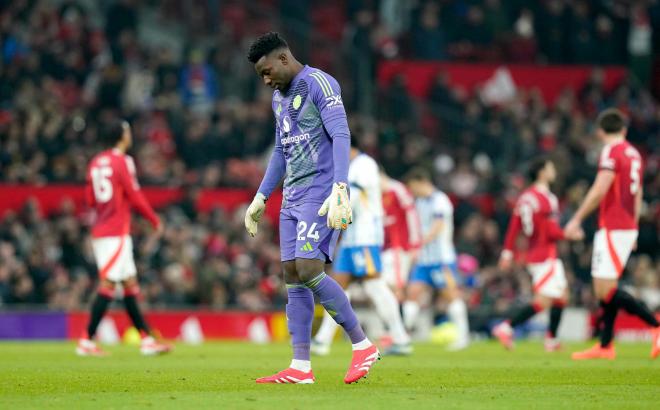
[280,203,340,263]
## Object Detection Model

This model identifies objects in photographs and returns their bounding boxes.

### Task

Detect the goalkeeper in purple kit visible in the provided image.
[244,32,379,384]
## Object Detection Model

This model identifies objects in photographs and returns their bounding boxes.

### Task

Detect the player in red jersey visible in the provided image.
[492,157,578,352]
[380,170,422,301]
[77,120,171,357]
[565,109,660,360]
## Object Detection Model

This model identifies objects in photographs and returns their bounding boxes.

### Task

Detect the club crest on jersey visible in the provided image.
[282,116,291,133]
[326,95,343,107]
[293,95,302,110]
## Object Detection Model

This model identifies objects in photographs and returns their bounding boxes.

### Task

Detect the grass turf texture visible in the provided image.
[1,341,658,409]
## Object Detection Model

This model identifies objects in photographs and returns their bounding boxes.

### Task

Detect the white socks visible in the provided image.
[290,359,311,372]
[363,278,410,345]
[447,298,469,347]
[403,300,421,330]
[351,338,372,351]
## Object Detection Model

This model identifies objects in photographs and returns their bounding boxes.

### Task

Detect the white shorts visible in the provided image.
[591,229,638,280]
[381,248,412,289]
[91,235,137,282]
[527,258,567,299]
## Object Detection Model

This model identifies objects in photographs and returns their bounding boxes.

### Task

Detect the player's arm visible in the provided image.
[500,204,522,271]
[245,124,285,237]
[423,194,449,245]
[118,157,161,230]
[547,219,567,241]
[423,218,444,245]
[311,72,352,229]
[567,169,615,228]
[256,124,286,199]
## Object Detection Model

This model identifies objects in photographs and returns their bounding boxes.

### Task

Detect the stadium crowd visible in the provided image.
[0,1,658,314]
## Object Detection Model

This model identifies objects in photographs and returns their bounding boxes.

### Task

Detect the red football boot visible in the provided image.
[256,368,315,384]
[344,344,380,384]
[572,343,616,360]
[492,321,514,350]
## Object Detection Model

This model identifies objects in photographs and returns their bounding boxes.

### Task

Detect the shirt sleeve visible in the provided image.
[433,194,452,219]
[598,145,616,171]
[257,122,286,198]
[309,71,350,184]
[502,209,522,255]
[118,156,160,228]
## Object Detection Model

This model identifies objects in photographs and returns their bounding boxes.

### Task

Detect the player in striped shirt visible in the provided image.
[311,143,411,357]
[403,168,469,350]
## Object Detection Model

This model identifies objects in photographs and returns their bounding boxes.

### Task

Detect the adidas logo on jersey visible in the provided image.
[300,242,313,252]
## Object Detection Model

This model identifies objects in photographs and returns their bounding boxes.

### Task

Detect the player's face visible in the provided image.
[255,53,289,91]
[407,180,422,197]
[544,161,557,183]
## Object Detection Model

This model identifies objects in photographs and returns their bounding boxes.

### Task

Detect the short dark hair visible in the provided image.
[404,167,432,183]
[596,108,627,134]
[102,119,127,147]
[527,156,550,181]
[247,32,288,64]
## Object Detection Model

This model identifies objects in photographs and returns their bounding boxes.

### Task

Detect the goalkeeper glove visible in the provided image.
[244,193,267,237]
[318,182,352,230]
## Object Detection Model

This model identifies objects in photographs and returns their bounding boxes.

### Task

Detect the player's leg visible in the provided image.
[122,277,149,334]
[257,209,316,384]
[575,230,658,359]
[298,257,379,383]
[403,267,432,331]
[545,261,568,351]
[78,236,124,356]
[282,261,315,373]
[77,278,115,356]
[112,236,170,355]
[545,293,567,352]
[122,277,171,356]
[359,247,411,355]
[381,248,406,302]
[574,230,626,359]
[312,263,352,354]
[438,264,469,350]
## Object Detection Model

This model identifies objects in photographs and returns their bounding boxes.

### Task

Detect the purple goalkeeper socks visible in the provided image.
[286,285,314,361]
[305,272,366,344]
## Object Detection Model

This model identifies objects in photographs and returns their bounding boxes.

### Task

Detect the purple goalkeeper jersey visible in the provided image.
[257,65,351,208]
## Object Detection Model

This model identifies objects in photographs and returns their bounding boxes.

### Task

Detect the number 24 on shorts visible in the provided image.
[297,221,320,242]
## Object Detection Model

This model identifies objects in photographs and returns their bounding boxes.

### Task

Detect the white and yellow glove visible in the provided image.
[318,183,352,230]
[244,193,266,237]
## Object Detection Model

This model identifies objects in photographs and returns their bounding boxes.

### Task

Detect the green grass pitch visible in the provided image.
[1,341,658,409]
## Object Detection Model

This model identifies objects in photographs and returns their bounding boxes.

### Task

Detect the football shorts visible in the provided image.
[91,235,137,282]
[333,245,382,278]
[381,248,412,289]
[527,258,567,299]
[591,229,638,280]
